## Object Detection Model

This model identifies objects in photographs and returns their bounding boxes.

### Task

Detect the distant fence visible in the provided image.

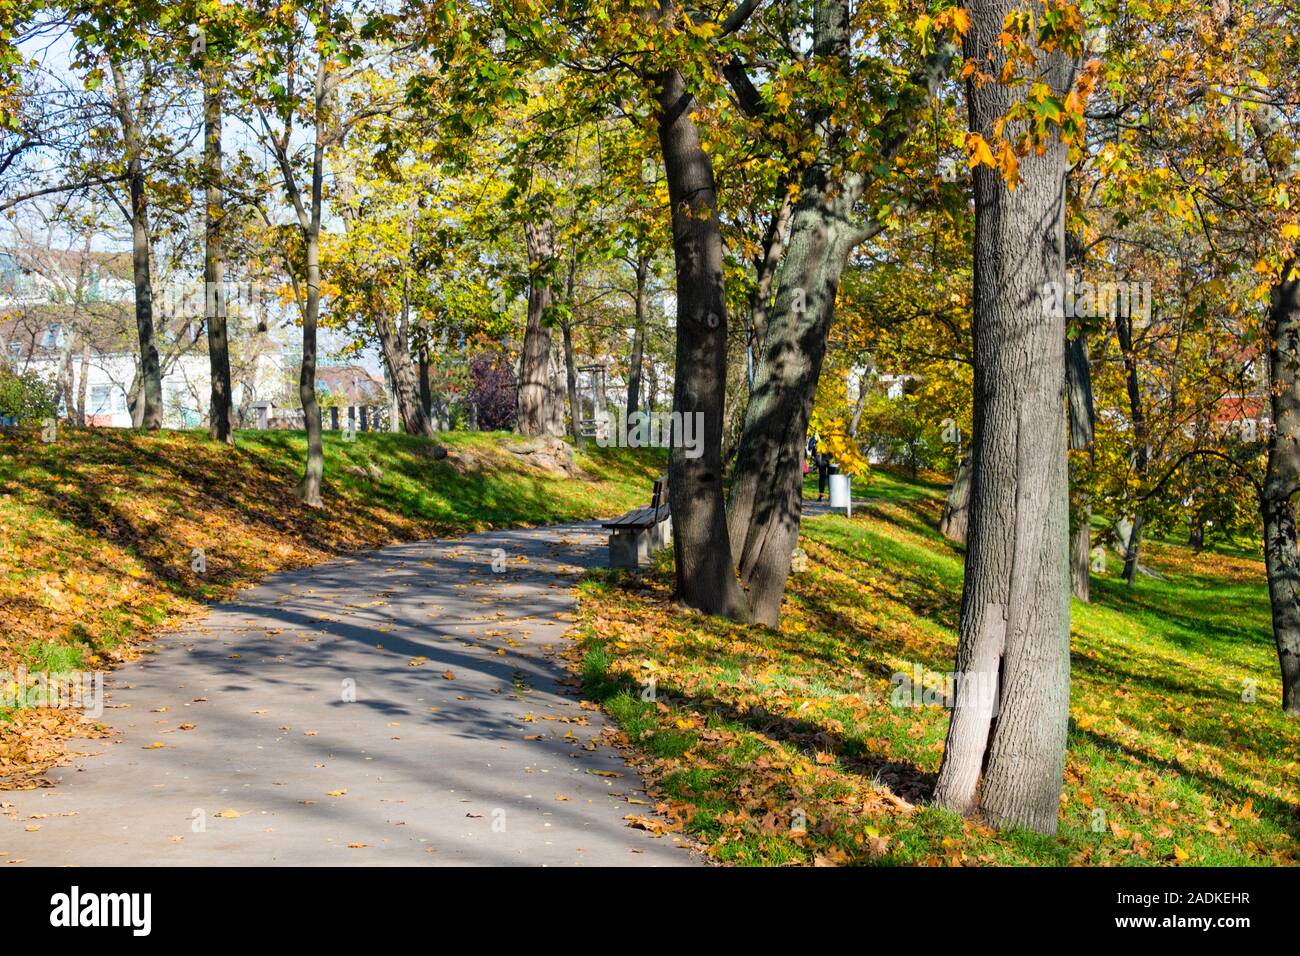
[256,404,391,432]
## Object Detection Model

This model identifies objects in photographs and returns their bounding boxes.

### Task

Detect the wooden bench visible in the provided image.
[602,474,672,568]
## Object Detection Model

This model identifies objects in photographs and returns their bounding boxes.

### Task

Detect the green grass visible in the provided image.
[575,468,1300,866]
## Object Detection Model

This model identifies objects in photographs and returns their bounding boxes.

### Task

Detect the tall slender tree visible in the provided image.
[931,0,1082,835]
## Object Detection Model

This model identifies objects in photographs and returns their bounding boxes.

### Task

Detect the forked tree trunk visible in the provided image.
[940,456,971,544]
[724,0,856,627]
[932,1,1075,834]
[204,59,234,445]
[724,1,957,626]
[374,311,433,436]
[653,64,747,620]
[1262,270,1300,716]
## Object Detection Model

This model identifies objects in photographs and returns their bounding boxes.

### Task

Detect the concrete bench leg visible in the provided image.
[609,528,652,568]
[651,517,672,551]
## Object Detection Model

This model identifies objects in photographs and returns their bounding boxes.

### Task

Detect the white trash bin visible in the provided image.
[829,473,851,517]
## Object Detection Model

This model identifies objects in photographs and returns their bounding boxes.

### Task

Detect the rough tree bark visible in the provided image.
[652,62,748,620]
[940,456,972,544]
[110,60,162,430]
[1262,269,1300,716]
[518,219,563,437]
[203,53,234,445]
[931,0,1075,834]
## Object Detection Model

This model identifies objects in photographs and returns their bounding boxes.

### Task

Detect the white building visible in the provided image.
[0,250,294,428]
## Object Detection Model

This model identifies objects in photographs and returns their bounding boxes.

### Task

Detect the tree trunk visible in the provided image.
[1067,333,1095,601]
[1121,514,1144,586]
[374,312,433,436]
[724,0,856,626]
[418,341,432,421]
[289,49,332,508]
[76,341,89,425]
[204,60,234,444]
[111,60,162,430]
[746,184,794,392]
[626,251,649,435]
[518,219,562,437]
[940,456,971,544]
[1262,269,1300,716]
[298,228,324,505]
[653,63,747,621]
[724,2,957,627]
[1071,505,1093,601]
[931,2,1075,835]
[1115,308,1147,585]
[560,319,581,446]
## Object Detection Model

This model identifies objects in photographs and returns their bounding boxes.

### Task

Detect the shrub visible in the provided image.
[0,364,59,423]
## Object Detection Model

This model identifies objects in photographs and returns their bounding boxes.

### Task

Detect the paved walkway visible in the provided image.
[1,523,695,866]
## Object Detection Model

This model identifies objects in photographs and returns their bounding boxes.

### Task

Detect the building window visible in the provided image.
[90,385,110,415]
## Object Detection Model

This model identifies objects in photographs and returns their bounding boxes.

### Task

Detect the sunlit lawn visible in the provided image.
[575,469,1299,865]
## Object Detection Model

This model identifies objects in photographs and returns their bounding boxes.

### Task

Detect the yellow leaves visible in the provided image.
[995,139,1021,190]
[141,741,165,750]
[1282,223,1300,241]
[965,132,996,169]
[215,809,241,819]
[624,814,672,836]
[325,789,347,797]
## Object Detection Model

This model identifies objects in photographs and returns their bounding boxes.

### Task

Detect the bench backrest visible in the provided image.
[651,474,669,510]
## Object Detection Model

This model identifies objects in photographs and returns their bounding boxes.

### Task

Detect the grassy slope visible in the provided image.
[575,470,1300,866]
[0,426,664,782]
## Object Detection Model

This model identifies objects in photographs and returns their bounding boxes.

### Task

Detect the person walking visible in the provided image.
[808,434,832,501]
